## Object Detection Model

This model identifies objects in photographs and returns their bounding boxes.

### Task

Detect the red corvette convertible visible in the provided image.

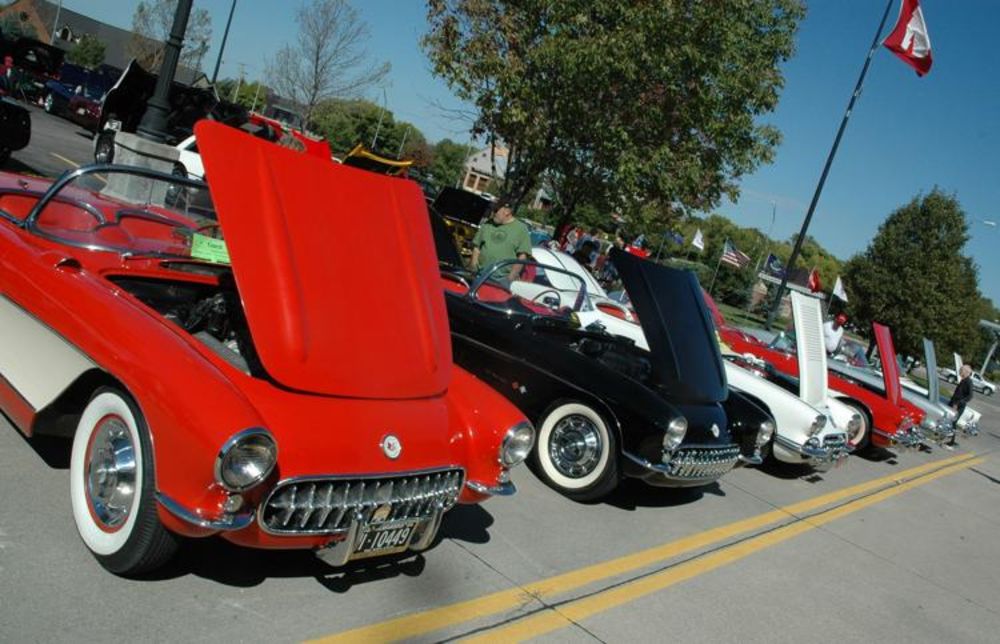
[704,295,923,450]
[0,121,532,576]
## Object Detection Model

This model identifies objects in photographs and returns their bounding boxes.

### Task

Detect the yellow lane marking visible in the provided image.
[465,456,986,643]
[314,453,975,643]
[49,152,80,168]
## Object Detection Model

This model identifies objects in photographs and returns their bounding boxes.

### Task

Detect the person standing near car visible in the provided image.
[823,313,847,355]
[470,201,531,278]
[943,364,974,448]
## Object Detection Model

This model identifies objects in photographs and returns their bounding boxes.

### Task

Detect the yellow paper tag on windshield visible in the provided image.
[190,233,230,264]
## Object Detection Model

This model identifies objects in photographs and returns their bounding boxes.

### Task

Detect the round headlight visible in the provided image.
[757,419,775,446]
[215,428,278,492]
[663,417,688,451]
[500,421,535,467]
[808,415,827,437]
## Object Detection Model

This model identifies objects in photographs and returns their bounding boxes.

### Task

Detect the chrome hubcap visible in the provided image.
[85,416,136,529]
[548,414,602,478]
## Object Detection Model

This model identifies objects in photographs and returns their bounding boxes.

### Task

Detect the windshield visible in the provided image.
[471,260,592,320]
[28,167,224,262]
[771,329,872,369]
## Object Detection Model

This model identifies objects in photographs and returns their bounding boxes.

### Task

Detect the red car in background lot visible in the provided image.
[704,295,924,450]
[0,121,532,576]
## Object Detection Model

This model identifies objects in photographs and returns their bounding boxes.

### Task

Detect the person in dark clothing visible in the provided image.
[945,364,974,448]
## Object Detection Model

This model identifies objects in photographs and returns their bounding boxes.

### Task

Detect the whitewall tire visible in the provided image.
[70,387,176,575]
[839,400,870,450]
[533,402,619,501]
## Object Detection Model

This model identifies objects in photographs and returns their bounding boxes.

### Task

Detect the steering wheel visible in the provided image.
[531,289,562,307]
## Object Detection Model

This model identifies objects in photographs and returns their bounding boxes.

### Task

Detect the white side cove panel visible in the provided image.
[0,295,96,410]
[790,292,827,406]
[923,338,940,403]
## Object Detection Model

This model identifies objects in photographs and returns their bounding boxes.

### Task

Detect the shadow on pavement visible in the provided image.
[142,534,428,592]
[853,446,899,464]
[3,157,47,176]
[438,503,494,544]
[602,478,723,511]
[756,460,823,482]
[16,430,71,469]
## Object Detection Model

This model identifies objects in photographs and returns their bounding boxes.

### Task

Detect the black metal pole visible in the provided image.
[765,0,895,330]
[137,0,194,142]
[211,0,237,85]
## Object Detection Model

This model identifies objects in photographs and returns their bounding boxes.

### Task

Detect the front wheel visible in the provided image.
[70,387,177,575]
[532,402,619,501]
[840,401,871,451]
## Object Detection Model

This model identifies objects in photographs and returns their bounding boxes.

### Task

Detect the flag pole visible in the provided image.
[765,0,896,330]
[708,239,726,295]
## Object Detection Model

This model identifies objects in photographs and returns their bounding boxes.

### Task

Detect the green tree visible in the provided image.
[216,78,268,111]
[311,98,428,164]
[423,0,804,225]
[843,190,983,358]
[427,139,470,189]
[66,34,106,69]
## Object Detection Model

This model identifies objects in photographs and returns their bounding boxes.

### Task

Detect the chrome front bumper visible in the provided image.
[919,420,956,445]
[624,444,741,487]
[777,433,849,471]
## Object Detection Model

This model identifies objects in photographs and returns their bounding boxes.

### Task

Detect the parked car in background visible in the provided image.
[0,36,64,103]
[0,121,532,576]
[43,62,118,124]
[966,372,996,396]
[0,97,30,164]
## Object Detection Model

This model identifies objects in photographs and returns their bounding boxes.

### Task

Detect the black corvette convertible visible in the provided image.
[431,215,769,501]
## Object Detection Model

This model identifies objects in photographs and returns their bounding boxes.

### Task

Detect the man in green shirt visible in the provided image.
[470,202,532,277]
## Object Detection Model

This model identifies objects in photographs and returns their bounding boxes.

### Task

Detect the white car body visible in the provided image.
[527,249,850,468]
[175,135,205,181]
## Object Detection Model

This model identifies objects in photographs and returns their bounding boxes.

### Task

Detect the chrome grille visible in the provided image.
[260,468,464,535]
[665,445,741,480]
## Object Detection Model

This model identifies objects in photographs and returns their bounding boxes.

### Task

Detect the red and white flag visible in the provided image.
[807,267,822,293]
[883,0,933,76]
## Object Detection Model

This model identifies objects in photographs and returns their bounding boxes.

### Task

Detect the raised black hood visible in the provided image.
[612,248,728,403]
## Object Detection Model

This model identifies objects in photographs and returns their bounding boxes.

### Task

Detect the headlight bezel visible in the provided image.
[663,416,688,451]
[214,427,278,492]
[499,421,535,467]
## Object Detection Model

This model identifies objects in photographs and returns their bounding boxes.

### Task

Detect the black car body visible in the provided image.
[0,97,30,164]
[434,226,761,500]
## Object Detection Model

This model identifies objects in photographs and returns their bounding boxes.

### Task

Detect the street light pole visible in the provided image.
[137,0,193,143]
[211,0,237,85]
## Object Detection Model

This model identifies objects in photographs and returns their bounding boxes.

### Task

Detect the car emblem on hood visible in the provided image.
[381,434,402,459]
[710,424,720,438]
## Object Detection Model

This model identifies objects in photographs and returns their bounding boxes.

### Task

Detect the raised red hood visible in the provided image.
[873,322,902,407]
[195,121,451,398]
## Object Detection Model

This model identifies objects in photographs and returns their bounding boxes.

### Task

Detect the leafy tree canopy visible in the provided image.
[128,0,213,72]
[423,0,804,226]
[66,34,106,69]
[427,138,471,190]
[843,189,984,358]
[311,98,429,164]
[215,78,268,111]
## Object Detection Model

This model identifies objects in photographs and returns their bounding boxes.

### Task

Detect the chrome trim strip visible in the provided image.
[156,492,254,531]
[466,480,517,496]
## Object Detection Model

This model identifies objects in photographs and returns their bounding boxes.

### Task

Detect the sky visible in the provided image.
[63,0,1000,306]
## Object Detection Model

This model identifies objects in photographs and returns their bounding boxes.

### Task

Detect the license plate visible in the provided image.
[352,520,417,559]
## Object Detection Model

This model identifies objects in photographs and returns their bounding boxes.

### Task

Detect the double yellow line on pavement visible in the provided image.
[314,453,980,643]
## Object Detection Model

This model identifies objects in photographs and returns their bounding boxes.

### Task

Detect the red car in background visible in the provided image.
[704,294,924,450]
[0,121,532,576]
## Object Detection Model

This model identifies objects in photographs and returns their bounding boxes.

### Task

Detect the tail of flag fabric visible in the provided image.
[832,276,849,302]
[720,240,751,269]
[692,229,705,251]
[764,253,785,277]
[669,231,685,245]
[883,0,932,76]
[807,267,822,293]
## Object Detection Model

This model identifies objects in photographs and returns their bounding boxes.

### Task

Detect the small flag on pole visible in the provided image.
[720,240,751,269]
[883,0,933,76]
[764,253,785,277]
[807,267,822,293]
[832,276,849,302]
[669,231,685,245]
[692,229,705,251]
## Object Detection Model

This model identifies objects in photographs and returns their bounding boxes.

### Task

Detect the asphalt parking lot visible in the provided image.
[2,111,999,642]
[1,380,998,643]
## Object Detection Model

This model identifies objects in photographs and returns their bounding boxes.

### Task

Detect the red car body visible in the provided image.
[0,121,530,575]
[703,295,923,449]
